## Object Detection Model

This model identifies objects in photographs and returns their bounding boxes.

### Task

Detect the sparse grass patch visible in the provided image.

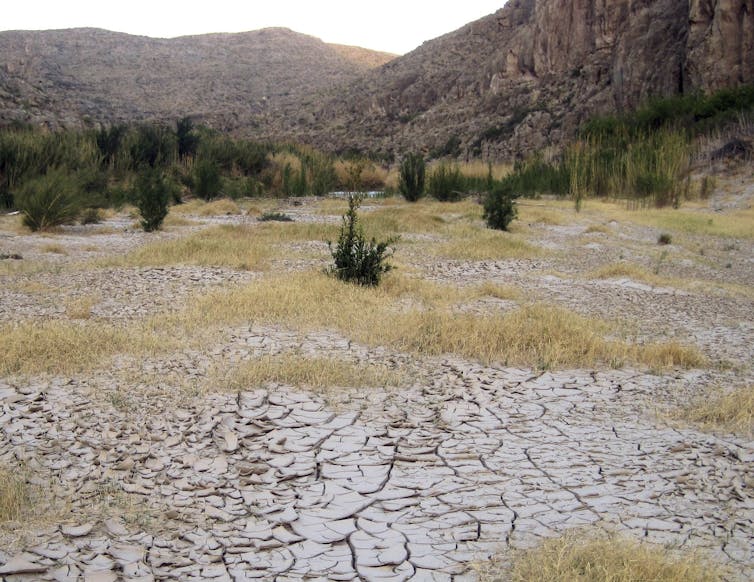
[584,224,612,234]
[98,224,273,270]
[676,385,753,435]
[162,214,196,227]
[517,202,571,226]
[0,468,30,523]
[474,282,522,301]
[0,320,168,376]
[222,354,408,392]
[590,262,665,286]
[437,225,540,261]
[172,198,242,216]
[64,294,99,320]
[177,272,701,370]
[589,200,754,239]
[41,243,67,254]
[486,530,723,582]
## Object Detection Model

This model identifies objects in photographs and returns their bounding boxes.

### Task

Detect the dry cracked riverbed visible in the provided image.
[0,190,753,581]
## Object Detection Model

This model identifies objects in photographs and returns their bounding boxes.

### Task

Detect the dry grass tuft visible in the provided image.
[222,354,408,392]
[100,221,339,270]
[178,272,701,371]
[41,243,67,254]
[473,282,522,301]
[172,198,243,217]
[676,385,754,435]
[0,469,30,522]
[590,262,665,286]
[584,224,612,235]
[0,320,170,376]
[438,225,540,261]
[64,294,99,320]
[486,531,724,582]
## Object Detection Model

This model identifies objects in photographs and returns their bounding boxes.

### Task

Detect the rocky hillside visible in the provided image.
[0,27,395,131]
[1,1,752,159]
[288,0,754,158]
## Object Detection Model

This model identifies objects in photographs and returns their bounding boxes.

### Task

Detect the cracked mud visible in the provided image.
[1,194,752,581]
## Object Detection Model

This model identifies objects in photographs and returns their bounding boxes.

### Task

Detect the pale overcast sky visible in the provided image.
[2,1,506,55]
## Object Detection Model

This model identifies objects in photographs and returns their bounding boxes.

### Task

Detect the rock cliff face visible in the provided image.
[1,1,752,158]
[292,0,754,158]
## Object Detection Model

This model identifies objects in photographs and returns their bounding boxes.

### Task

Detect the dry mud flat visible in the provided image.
[0,195,753,581]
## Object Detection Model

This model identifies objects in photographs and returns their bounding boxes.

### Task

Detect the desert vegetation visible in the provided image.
[0,86,751,580]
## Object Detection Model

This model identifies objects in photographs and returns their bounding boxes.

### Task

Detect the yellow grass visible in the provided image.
[41,243,67,254]
[0,469,29,522]
[676,385,754,435]
[486,531,723,582]
[457,160,513,181]
[590,262,665,286]
[584,224,612,234]
[586,200,754,239]
[64,294,100,320]
[222,354,408,392]
[438,225,540,261]
[100,221,340,270]
[517,203,570,226]
[171,198,242,216]
[473,282,522,301]
[174,272,702,370]
[162,214,196,227]
[0,320,168,376]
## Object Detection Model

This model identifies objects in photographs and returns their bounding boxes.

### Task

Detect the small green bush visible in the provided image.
[483,184,519,231]
[399,153,425,202]
[329,195,395,286]
[16,169,82,232]
[428,162,465,201]
[193,159,222,200]
[258,211,293,222]
[133,167,171,232]
[658,233,673,245]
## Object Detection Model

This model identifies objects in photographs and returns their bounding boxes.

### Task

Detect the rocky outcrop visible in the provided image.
[292,0,754,158]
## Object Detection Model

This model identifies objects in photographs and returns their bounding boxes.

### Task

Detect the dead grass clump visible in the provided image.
[0,321,164,376]
[41,243,67,254]
[438,225,540,261]
[474,282,522,301]
[172,198,242,216]
[64,294,99,320]
[500,531,723,582]
[676,385,754,435]
[590,262,664,286]
[223,355,407,392]
[183,273,698,370]
[0,469,30,522]
[639,341,707,371]
[584,224,612,235]
[517,203,569,226]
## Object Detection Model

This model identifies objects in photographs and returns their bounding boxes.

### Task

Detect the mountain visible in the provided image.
[1,1,752,159]
[286,0,754,158]
[0,27,396,131]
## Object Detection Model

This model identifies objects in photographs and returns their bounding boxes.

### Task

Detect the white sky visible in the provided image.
[2,1,506,55]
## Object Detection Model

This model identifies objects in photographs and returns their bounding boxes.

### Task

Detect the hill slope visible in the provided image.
[287,0,754,158]
[0,27,396,131]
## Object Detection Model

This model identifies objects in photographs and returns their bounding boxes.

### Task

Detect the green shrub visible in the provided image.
[428,162,465,201]
[658,233,672,245]
[399,153,425,202]
[329,195,395,286]
[133,167,171,231]
[16,169,82,231]
[258,211,293,222]
[483,184,519,231]
[193,159,222,200]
